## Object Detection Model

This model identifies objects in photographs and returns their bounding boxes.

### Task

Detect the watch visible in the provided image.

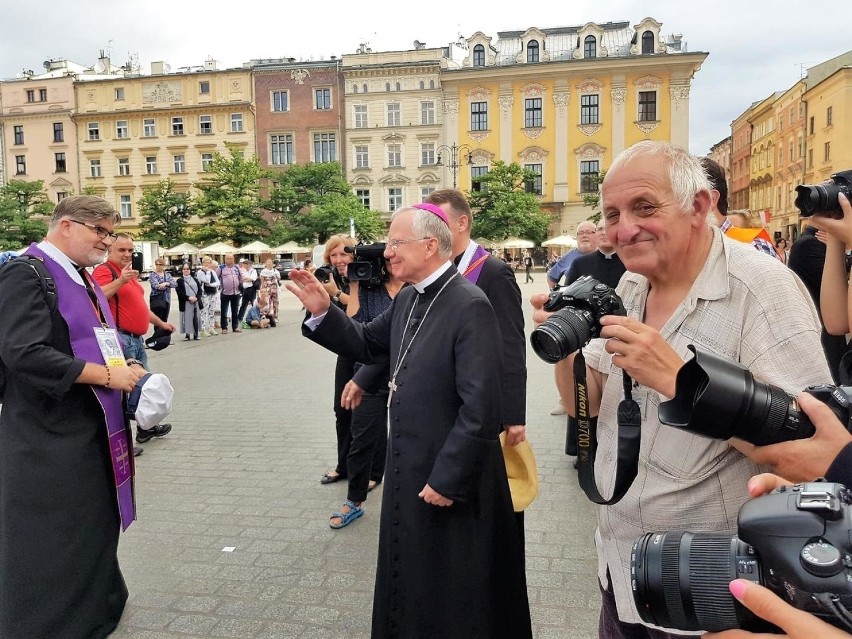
[334,291,343,302]
[126,358,144,368]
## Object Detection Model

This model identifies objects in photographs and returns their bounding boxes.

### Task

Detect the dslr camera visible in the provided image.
[658,345,852,446]
[314,265,334,284]
[530,276,626,363]
[795,169,852,219]
[344,243,388,290]
[632,481,852,633]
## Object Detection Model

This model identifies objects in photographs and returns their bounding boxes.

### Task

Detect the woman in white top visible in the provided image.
[195,256,220,336]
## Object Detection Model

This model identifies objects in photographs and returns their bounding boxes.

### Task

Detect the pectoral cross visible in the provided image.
[387,378,398,408]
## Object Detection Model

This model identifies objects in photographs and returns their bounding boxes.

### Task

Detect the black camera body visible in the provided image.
[314,265,334,284]
[632,481,852,633]
[345,243,388,289]
[795,169,852,218]
[530,276,626,363]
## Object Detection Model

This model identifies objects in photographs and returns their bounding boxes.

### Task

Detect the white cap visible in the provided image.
[126,373,174,429]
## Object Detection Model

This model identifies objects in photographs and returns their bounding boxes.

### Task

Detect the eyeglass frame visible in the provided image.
[69,219,118,242]
[387,237,432,251]
[576,229,597,236]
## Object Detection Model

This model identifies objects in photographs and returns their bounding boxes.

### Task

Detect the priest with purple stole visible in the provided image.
[286,203,531,639]
[0,196,146,638]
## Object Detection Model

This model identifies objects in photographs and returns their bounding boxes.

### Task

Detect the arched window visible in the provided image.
[419,80,425,90]
[527,40,539,63]
[352,84,358,93]
[395,82,401,91]
[385,82,391,91]
[473,44,485,67]
[362,83,368,93]
[429,80,435,89]
[584,35,597,58]
[641,31,654,54]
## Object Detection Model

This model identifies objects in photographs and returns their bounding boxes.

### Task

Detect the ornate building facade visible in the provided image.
[772,82,806,238]
[747,93,779,223]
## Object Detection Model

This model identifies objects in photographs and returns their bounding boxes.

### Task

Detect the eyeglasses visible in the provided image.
[69,219,118,242]
[595,227,606,233]
[577,229,596,236]
[387,237,430,251]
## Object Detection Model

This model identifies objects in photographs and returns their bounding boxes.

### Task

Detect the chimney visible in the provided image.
[151,61,166,75]
[98,50,111,72]
[204,57,218,71]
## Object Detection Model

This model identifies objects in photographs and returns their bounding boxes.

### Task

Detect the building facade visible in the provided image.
[772,82,806,238]
[706,136,731,184]
[747,93,779,224]
[729,107,754,212]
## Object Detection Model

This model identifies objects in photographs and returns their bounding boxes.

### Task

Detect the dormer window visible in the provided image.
[584,35,597,59]
[527,40,539,63]
[473,45,486,67]
[641,31,654,54]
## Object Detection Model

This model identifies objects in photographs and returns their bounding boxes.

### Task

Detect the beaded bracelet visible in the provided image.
[104,365,111,388]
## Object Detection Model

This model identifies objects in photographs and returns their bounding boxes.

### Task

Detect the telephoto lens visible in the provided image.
[529,307,594,363]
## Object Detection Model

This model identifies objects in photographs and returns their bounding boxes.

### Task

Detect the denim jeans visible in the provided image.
[118,331,148,369]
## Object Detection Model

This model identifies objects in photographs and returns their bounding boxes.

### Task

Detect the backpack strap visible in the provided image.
[1,255,57,314]
[103,261,122,330]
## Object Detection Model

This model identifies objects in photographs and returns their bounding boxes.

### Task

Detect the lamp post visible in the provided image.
[436,143,473,189]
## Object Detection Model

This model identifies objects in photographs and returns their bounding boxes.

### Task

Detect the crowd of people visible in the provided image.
[2,140,852,639]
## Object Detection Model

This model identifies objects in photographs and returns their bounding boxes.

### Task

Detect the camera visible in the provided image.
[632,481,852,633]
[658,345,852,446]
[530,276,626,363]
[314,265,334,284]
[344,243,388,290]
[795,170,852,218]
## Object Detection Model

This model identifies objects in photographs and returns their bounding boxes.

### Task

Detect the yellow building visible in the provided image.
[803,64,852,197]
[771,82,806,238]
[71,61,255,234]
[746,93,780,221]
[440,18,707,236]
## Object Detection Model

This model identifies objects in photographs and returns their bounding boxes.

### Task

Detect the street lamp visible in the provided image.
[436,143,473,189]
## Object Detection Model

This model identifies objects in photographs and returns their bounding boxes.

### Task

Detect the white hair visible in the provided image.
[393,206,453,258]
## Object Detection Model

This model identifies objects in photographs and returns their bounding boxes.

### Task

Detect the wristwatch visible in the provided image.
[126,358,144,368]
[334,291,343,302]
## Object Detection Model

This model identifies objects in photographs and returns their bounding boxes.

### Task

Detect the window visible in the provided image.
[53,122,63,142]
[798,137,804,158]
[355,145,370,168]
[363,83,368,93]
[115,120,129,139]
[230,113,243,132]
[353,84,359,94]
[641,31,655,54]
[789,141,794,162]
[473,44,485,67]
[171,117,184,136]
[385,83,391,92]
[115,87,125,101]
[387,103,401,126]
[421,186,436,199]
[57,192,68,202]
[825,142,831,162]
[143,118,156,137]
[272,90,289,112]
[471,166,488,192]
[471,101,488,131]
[395,82,401,92]
[270,134,294,165]
[199,114,213,134]
[525,164,542,195]
[90,159,101,178]
[356,189,370,209]
[581,94,599,125]
[119,195,132,219]
[118,157,130,176]
[524,98,542,128]
[145,156,157,175]
[54,152,66,173]
[584,35,597,58]
[387,144,402,168]
[87,122,100,141]
[315,88,331,110]
[580,160,600,192]
[15,155,26,175]
[13,125,23,145]
[809,116,814,135]
[354,104,368,128]
[39,88,47,102]
[421,101,435,125]
[173,154,186,173]
[421,142,435,166]
[201,153,214,172]
[313,132,336,162]
[827,106,833,126]
[638,91,657,121]
[388,188,403,211]
[527,40,539,63]
[26,90,34,103]
[419,81,424,90]
[430,80,435,89]
[199,81,210,94]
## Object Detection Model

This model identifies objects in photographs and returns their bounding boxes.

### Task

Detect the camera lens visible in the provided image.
[632,531,759,632]
[530,307,593,363]
[795,183,839,217]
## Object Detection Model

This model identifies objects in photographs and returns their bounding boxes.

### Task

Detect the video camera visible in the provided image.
[795,169,852,219]
[344,243,388,290]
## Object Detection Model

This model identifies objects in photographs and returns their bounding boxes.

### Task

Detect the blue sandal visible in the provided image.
[330,500,364,529]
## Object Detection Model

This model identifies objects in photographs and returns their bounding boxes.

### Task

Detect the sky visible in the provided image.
[1,0,847,155]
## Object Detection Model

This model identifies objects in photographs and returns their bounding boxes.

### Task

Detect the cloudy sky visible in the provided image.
[1,0,847,155]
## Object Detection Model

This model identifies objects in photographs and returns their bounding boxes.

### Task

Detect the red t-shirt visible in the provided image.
[92,262,151,336]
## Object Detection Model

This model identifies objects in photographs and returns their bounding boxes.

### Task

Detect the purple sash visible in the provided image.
[462,244,490,285]
[26,244,136,530]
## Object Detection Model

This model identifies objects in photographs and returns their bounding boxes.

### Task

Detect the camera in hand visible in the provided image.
[658,345,852,446]
[344,243,388,290]
[314,266,334,284]
[632,481,852,633]
[530,276,626,363]
[795,170,852,218]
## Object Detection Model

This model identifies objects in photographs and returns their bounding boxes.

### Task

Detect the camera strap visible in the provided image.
[573,350,641,505]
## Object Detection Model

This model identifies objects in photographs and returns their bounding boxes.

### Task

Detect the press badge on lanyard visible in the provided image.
[94,327,127,368]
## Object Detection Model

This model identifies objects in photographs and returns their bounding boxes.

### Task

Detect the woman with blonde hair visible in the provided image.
[195,256,220,336]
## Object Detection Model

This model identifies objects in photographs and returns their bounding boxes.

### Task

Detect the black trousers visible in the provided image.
[150,297,170,323]
[346,392,388,503]
[238,286,257,321]
[333,356,355,476]
[219,293,240,330]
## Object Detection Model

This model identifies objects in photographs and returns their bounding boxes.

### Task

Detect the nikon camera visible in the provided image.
[795,170,852,218]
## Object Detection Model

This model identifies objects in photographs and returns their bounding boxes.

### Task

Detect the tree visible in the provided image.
[137,179,192,248]
[265,162,352,215]
[466,161,552,244]
[193,147,269,245]
[581,169,606,223]
[0,180,52,250]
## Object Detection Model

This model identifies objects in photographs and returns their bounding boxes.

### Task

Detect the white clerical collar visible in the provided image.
[413,260,453,293]
[455,239,479,274]
[599,249,617,259]
[36,240,87,287]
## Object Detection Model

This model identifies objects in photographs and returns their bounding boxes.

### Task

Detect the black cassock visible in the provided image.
[306,266,532,639]
[0,262,127,638]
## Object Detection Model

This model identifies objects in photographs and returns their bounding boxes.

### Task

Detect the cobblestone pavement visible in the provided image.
[112,275,601,639]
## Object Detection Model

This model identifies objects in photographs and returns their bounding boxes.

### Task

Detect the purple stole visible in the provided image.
[462,244,490,285]
[26,244,136,530]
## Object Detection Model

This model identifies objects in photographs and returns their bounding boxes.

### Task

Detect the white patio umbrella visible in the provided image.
[199,241,237,255]
[162,242,199,256]
[498,237,536,250]
[271,241,312,254]
[239,240,271,255]
[541,235,578,248]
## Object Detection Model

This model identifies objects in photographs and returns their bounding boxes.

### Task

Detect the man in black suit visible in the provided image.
[426,189,527,446]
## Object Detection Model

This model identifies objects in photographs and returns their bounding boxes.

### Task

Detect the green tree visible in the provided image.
[264,162,352,215]
[466,161,552,244]
[0,180,52,250]
[193,147,269,245]
[581,169,606,223]
[137,179,192,248]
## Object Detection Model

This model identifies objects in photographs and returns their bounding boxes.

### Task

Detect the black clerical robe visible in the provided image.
[306,266,532,639]
[0,260,128,638]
